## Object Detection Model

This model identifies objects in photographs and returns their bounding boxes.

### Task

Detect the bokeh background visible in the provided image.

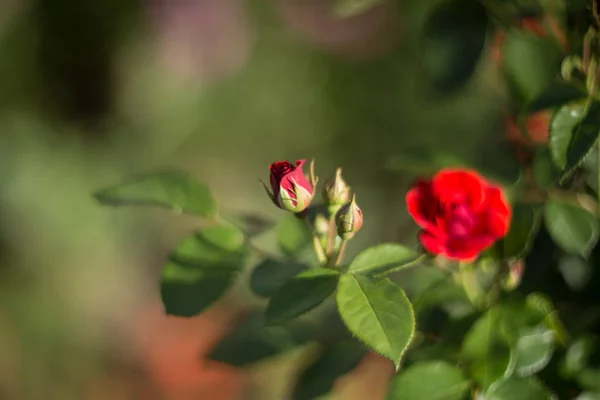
[0,0,523,399]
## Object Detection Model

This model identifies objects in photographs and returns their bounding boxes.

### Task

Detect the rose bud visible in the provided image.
[322,167,351,207]
[501,259,524,291]
[335,195,363,240]
[264,160,314,213]
[406,169,512,263]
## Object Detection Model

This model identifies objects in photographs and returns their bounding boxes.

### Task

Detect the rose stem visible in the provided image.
[302,217,327,265]
[333,240,348,267]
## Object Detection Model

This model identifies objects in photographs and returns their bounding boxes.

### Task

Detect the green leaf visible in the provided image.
[561,101,600,179]
[549,102,587,170]
[250,259,308,298]
[544,199,599,258]
[563,336,596,377]
[511,326,555,377]
[336,274,415,368]
[526,81,587,114]
[575,393,600,400]
[386,361,470,400]
[292,340,366,400]
[208,313,313,367]
[347,243,418,275]
[502,31,563,106]
[558,255,592,291]
[526,293,569,346]
[421,0,489,92]
[277,213,311,257]
[94,170,217,217]
[160,223,247,317]
[266,268,340,325]
[462,309,513,389]
[503,204,540,258]
[532,148,561,189]
[333,0,384,18]
[485,377,556,400]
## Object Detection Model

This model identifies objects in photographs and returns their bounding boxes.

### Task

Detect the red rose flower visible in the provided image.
[406,169,511,262]
[266,159,314,213]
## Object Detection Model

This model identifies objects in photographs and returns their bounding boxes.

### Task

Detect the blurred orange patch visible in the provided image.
[134,301,245,400]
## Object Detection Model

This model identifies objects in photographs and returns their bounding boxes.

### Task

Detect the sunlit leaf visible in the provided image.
[511,326,555,377]
[333,0,384,18]
[266,268,340,325]
[336,274,415,368]
[94,170,217,217]
[347,243,418,275]
[386,361,469,400]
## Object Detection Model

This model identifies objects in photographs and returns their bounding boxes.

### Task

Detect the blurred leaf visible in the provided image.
[347,243,419,275]
[336,274,415,368]
[333,0,384,18]
[94,170,217,217]
[532,148,561,189]
[485,377,556,400]
[208,313,313,367]
[544,199,599,258]
[549,102,587,170]
[526,293,569,346]
[421,0,489,92]
[230,213,274,237]
[560,101,600,180]
[250,259,309,298]
[579,369,600,392]
[558,255,592,291]
[386,361,470,400]
[563,336,597,377]
[511,326,555,377]
[278,214,311,257]
[462,309,513,389]
[292,340,366,400]
[502,31,563,106]
[575,393,600,400]
[526,81,587,114]
[503,204,540,258]
[266,268,340,325]
[161,223,247,317]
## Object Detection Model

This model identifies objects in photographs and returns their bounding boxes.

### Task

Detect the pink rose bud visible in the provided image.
[322,167,351,206]
[265,160,314,213]
[335,195,363,240]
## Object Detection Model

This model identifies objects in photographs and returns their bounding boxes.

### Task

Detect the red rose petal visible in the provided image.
[418,230,446,256]
[432,169,486,210]
[406,180,441,234]
[445,234,495,261]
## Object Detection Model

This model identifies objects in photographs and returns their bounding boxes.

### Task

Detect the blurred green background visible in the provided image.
[0,0,519,398]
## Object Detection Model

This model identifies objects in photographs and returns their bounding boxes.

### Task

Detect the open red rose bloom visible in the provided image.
[406,169,511,262]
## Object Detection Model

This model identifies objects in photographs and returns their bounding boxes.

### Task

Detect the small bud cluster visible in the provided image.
[263,159,363,266]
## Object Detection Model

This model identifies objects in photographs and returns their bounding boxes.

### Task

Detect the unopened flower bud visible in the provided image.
[264,160,314,213]
[335,195,363,240]
[501,259,524,291]
[322,168,351,206]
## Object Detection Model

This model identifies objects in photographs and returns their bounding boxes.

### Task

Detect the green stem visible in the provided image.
[326,214,337,256]
[332,239,347,267]
[303,217,327,265]
[597,140,600,212]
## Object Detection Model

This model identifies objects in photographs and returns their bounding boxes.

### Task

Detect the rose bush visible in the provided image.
[406,169,511,262]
